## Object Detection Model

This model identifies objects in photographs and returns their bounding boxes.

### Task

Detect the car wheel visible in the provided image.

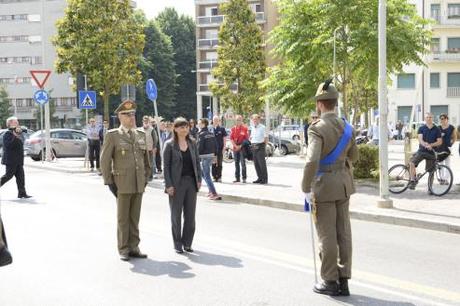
[280,145,288,156]
[31,156,41,161]
[292,135,300,141]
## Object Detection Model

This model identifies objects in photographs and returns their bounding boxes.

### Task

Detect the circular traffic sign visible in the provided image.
[34,89,49,105]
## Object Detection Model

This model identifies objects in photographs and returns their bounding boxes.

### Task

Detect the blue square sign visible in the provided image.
[79,91,96,109]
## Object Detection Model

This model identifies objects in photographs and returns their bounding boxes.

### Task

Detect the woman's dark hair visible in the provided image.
[200,118,209,127]
[439,113,448,120]
[189,119,196,126]
[173,117,191,142]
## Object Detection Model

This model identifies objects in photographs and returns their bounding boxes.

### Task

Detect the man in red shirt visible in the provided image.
[230,115,249,183]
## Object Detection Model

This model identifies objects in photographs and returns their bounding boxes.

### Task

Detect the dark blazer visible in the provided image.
[163,138,202,192]
[1,130,24,166]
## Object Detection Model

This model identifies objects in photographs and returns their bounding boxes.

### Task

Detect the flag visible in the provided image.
[304,198,311,212]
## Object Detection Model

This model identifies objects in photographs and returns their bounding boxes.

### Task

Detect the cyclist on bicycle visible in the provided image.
[408,112,442,189]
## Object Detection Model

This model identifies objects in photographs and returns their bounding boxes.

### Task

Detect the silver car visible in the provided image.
[25,129,87,161]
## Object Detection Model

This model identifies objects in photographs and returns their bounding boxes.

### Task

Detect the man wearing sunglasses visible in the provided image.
[100,100,151,261]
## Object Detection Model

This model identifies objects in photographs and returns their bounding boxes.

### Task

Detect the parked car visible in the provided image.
[0,127,34,156]
[269,134,301,156]
[270,125,301,141]
[25,129,87,161]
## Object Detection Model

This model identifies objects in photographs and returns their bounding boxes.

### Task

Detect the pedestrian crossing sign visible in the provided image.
[79,91,97,109]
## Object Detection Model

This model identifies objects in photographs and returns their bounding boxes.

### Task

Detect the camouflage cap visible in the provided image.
[114,100,137,114]
[314,79,339,101]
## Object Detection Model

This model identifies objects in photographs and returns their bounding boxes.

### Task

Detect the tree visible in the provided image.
[157,8,197,119]
[264,0,431,120]
[137,19,177,120]
[0,86,11,128]
[53,0,145,121]
[210,0,266,115]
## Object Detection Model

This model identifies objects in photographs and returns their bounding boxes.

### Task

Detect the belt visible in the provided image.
[318,161,346,173]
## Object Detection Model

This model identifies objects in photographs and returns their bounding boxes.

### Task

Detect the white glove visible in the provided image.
[304,192,313,205]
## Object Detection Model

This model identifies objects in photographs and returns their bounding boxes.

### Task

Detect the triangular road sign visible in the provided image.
[30,70,51,89]
[82,94,94,106]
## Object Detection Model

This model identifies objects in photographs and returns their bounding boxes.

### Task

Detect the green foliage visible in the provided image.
[53,0,145,121]
[210,0,266,115]
[353,144,379,179]
[157,8,197,119]
[0,86,11,128]
[264,0,431,119]
[136,18,177,120]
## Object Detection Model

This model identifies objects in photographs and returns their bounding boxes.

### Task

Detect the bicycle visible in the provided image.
[388,151,453,196]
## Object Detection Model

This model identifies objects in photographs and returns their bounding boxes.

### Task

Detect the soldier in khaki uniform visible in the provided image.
[302,80,359,296]
[0,215,13,267]
[100,100,151,261]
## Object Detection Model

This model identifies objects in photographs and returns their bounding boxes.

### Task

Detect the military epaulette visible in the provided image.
[311,119,321,125]
[137,129,146,134]
[108,128,119,133]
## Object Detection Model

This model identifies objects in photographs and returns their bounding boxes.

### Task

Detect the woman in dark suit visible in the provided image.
[163,117,202,254]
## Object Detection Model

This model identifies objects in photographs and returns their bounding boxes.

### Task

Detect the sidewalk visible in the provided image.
[23,142,460,234]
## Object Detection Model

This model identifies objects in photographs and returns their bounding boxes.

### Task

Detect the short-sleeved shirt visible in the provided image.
[213,125,227,151]
[250,124,267,144]
[439,125,455,151]
[418,124,441,154]
[86,125,101,140]
[230,125,249,145]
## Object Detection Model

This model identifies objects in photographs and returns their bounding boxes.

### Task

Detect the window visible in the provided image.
[0,35,28,43]
[397,73,415,89]
[0,14,27,21]
[447,73,460,87]
[72,132,86,140]
[431,4,441,22]
[447,37,460,52]
[27,14,40,22]
[431,38,440,53]
[448,3,460,19]
[398,106,413,124]
[430,73,440,88]
[430,105,448,124]
[28,35,41,43]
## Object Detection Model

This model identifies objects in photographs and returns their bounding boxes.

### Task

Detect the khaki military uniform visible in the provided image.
[302,111,359,282]
[100,126,151,256]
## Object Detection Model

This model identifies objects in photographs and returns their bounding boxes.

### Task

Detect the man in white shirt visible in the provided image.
[250,114,268,184]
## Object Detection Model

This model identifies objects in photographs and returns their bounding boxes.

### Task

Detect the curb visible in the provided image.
[26,164,460,235]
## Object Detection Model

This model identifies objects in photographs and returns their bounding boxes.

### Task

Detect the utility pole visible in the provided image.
[41,0,52,162]
[377,0,393,208]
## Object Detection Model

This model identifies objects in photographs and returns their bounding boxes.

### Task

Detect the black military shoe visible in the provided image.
[339,278,350,296]
[0,247,13,267]
[313,281,340,296]
[18,194,32,199]
[184,247,194,253]
[129,251,148,258]
[120,254,130,261]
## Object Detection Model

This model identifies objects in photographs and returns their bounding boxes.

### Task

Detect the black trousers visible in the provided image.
[155,147,162,172]
[1,164,26,195]
[168,176,197,250]
[252,144,268,183]
[88,140,101,169]
[0,216,7,249]
[212,151,223,180]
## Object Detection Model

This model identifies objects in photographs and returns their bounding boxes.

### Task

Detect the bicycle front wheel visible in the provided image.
[428,165,453,196]
[388,164,410,194]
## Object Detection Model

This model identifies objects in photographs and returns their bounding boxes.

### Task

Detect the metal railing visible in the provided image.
[427,51,460,61]
[197,15,224,26]
[430,13,460,25]
[198,38,219,49]
[198,60,218,70]
[447,87,460,97]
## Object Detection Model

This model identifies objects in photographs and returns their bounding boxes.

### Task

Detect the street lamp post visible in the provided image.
[333,27,341,117]
[377,0,393,208]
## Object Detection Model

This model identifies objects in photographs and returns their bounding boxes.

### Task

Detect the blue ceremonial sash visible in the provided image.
[317,119,353,174]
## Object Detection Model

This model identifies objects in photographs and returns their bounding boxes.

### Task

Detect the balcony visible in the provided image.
[447,87,460,97]
[427,51,460,62]
[198,82,238,93]
[198,38,219,49]
[430,13,460,26]
[56,105,74,111]
[197,15,224,27]
[198,59,218,71]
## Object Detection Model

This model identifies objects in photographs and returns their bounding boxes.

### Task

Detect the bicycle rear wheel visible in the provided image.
[388,164,410,194]
[428,165,453,196]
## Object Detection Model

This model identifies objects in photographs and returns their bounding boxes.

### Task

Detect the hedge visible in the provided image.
[353,144,379,179]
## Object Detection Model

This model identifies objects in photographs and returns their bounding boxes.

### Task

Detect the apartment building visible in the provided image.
[0,0,80,129]
[194,0,278,119]
[388,0,460,127]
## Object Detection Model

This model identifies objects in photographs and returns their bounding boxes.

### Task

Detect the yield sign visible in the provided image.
[29,70,51,89]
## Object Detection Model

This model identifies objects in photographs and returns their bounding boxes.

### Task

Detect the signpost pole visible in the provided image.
[84,75,89,169]
[40,105,44,162]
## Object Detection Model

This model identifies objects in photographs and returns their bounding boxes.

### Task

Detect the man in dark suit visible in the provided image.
[0,117,32,198]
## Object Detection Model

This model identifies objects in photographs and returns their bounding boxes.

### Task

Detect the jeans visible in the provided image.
[201,156,217,194]
[234,150,246,180]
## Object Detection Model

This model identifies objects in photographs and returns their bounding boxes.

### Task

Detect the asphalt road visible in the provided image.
[0,168,459,306]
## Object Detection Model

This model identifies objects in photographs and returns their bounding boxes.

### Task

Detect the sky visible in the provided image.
[135,0,195,19]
